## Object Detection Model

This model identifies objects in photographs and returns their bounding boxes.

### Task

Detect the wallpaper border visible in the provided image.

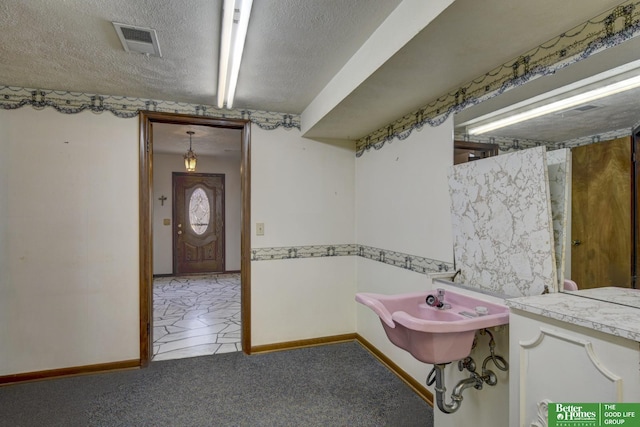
[251,244,454,275]
[0,86,300,131]
[454,127,633,152]
[356,1,640,157]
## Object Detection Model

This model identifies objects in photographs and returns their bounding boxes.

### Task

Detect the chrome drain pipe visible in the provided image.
[426,329,509,414]
[428,363,483,414]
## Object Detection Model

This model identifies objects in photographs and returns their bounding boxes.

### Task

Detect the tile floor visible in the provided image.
[152,273,241,361]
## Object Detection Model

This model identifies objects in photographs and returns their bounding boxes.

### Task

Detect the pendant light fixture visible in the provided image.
[184,131,197,172]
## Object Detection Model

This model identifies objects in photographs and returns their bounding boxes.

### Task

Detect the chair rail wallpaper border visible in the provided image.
[251,244,454,275]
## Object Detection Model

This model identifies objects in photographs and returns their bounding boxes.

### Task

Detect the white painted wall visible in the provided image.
[250,127,356,345]
[252,257,356,345]
[251,129,355,247]
[355,122,454,259]
[152,153,241,274]
[0,108,358,375]
[0,108,139,374]
[355,118,454,370]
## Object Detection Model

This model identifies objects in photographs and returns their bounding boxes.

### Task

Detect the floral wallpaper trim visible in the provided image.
[0,86,300,131]
[454,127,633,152]
[251,244,454,274]
[357,245,454,274]
[251,244,358,261]
[356,1,640,157]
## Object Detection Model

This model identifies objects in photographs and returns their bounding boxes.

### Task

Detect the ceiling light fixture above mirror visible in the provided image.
[461,59,640,136]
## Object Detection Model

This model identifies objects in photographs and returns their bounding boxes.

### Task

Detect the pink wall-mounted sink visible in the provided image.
[356,290,509,364]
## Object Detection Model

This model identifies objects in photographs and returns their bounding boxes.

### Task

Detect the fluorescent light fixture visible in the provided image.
[467,68,640,135]
[217,0,254,109]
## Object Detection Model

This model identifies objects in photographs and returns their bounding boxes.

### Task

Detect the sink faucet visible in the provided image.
[436,289,451,309]
[426,289,451,309]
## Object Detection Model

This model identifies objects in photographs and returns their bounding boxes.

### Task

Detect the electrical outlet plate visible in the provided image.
[256,222,264,236]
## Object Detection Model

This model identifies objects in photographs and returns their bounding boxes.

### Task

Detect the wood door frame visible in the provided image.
[139,111,251,367]
[172,172,226,274]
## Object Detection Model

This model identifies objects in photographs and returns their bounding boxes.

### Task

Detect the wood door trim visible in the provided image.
[172,172,226,274]
[139,111,251,367]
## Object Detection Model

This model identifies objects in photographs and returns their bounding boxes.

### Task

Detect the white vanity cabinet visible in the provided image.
[507,294,640,427]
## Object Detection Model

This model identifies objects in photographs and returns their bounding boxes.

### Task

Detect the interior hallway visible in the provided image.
[152,273,241,361]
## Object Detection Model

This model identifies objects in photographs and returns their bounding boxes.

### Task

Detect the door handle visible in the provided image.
[177,230,182,235]
[572,239,581,246]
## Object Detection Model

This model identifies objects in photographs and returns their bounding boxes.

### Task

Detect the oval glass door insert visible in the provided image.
[189,187,210,235]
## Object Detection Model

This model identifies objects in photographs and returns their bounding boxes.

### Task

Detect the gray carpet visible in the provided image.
[0,341,434,427]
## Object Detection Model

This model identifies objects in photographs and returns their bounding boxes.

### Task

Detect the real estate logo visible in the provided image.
[551,404,597,426]
[548,403,639,427]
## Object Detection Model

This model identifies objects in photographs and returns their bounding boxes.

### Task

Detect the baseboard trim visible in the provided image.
[0,359,140,386]
[2,335,433,407]
[355,334,434,407]
[250,333,358,354]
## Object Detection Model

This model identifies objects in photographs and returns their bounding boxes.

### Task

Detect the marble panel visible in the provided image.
[448,146,557,297]
[546,149,570,289]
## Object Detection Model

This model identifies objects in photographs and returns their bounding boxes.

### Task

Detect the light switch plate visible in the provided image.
[256,222,264,236]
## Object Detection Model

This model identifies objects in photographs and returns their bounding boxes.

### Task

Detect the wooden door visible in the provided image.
[173,173,225,274]
[571,137,632,289]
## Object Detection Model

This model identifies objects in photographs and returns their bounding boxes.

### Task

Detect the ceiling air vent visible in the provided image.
[112,22,162,57]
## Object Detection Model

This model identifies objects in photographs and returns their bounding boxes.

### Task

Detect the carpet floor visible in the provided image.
[0,341,434,427]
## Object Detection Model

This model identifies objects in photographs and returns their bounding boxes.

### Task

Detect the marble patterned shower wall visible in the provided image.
[448,146,557,298]
[546,149,571,289]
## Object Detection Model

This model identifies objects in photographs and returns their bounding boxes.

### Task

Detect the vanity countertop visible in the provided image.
[506,291,640,342]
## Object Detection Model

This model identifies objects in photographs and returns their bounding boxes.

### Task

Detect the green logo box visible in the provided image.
[549,403,640,427]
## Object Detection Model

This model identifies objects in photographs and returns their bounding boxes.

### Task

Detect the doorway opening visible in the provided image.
[139,111,252,367]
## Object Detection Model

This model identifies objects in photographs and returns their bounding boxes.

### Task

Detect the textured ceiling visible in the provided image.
[0,0,401,113]
[153,123,241,159]
[0,0,220,105]
[0,0,637,142]
[235,0,404,113]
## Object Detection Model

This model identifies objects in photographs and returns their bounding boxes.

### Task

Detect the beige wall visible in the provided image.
[152,152,242,274]
[250,127,356,345]
[355,117,455,382]
[0,108,358,374]
[0,109,140,374]
[0,106,462,381]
